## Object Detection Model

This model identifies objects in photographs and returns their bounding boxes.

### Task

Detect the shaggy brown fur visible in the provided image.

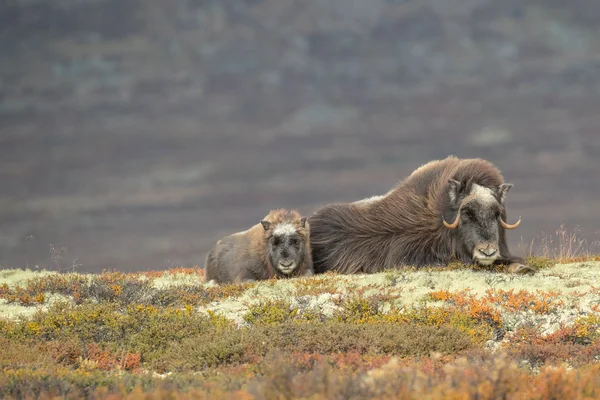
[309,156,535,275]
[204,209,314,284]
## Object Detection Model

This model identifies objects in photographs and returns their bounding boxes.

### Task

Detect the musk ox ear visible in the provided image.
[260,220,271,231]
[447,179,462,205]
[497,183,513,204]
[299,217,307,228]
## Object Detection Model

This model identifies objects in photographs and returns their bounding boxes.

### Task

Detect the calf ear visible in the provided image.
[299,217,307,228]
[260,220,271,231]
[497,183,513,204]
[447,179,462,204]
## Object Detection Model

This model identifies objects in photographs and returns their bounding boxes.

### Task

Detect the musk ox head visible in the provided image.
[442,180,521,266]
[260,215,308,275]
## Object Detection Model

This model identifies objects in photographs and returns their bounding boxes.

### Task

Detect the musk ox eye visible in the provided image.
[272,238,281,247]
[290,238,299,246]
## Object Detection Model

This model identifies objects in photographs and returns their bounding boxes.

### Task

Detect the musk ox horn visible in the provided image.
[499,216,521,229]
[442,210,461,229]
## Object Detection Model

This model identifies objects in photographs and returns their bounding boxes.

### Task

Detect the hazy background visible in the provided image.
[1,0,599,273]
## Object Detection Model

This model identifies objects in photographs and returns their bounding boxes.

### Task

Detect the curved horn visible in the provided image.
[499,216,521,229]
[442,210,461,229]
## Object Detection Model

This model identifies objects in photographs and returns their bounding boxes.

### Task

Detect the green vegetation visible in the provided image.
[2,256,600,399]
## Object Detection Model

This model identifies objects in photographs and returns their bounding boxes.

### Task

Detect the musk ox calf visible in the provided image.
[309,156,536,275]
[204,209,314,284]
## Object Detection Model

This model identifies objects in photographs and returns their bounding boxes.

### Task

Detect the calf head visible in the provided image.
[260,216,308,275]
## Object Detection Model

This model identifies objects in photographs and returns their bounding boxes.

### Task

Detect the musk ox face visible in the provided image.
[443,180,521,266]
[261,217,308,275]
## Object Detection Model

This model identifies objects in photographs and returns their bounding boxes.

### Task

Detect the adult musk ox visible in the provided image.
[309,156,536,275]
[204,209,314,284]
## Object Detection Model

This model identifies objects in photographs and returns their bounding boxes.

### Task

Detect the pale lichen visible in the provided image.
[0,269,59,288]
[195,261,600,333]
[2,262,600,337]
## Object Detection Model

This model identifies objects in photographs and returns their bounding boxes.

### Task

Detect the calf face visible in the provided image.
[261,218,308,275]
[443,181,520,266]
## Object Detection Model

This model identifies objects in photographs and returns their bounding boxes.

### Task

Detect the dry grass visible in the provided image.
[520,224,600,263]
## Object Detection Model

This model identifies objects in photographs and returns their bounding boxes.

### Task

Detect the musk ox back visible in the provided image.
[309,156,536,275]
[204,209,314,284]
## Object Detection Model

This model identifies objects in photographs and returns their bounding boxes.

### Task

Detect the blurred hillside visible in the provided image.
[1,0,599,272]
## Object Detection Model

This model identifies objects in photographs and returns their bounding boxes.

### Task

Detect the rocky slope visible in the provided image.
[1,0,600,271]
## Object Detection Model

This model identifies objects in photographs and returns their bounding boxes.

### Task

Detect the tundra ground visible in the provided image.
[1,256,600,399]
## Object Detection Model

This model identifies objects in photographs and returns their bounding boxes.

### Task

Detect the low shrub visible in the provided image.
[0,301,234,366]
[506,314,600,367]
[0,269,256,308]
[156,321,476,372]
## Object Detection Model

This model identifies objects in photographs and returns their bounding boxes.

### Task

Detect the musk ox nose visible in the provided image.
[281,250,290,258]
[280,260,293,267]
[478,248,497,258]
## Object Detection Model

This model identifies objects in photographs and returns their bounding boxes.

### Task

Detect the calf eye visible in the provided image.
[272,238,281,246]
[290,238,299,246]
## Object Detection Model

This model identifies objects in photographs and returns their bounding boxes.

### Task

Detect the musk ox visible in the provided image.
[309,156,536,275]
[204,209,314,284]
